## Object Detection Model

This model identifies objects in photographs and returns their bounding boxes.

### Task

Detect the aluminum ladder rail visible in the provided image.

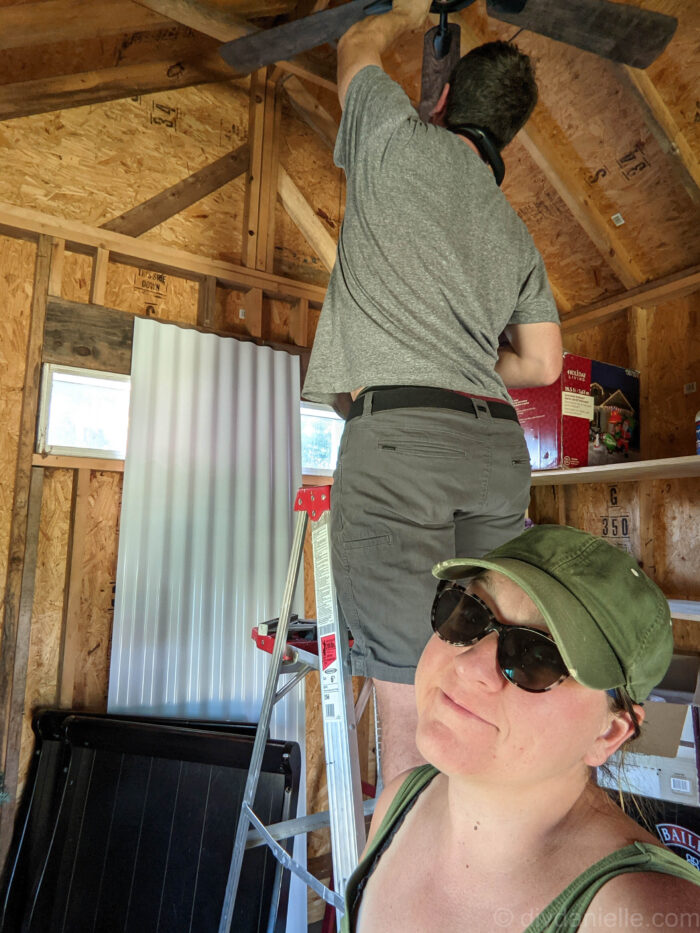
[218,486,367,933]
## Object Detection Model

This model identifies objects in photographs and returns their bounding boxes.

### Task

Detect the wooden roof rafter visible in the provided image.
[561,263,700,333]
[0,0,336,123]
[132,0,337,89]
[0,0,173,49]
[620,65,700,206]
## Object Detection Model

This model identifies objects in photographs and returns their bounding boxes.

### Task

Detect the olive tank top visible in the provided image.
[341,765,700,932]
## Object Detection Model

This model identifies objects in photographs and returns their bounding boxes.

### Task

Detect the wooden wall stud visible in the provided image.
[0,241,56,871]
[57,469,91,708]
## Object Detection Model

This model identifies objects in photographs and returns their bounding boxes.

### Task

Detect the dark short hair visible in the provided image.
[445,41,537,150]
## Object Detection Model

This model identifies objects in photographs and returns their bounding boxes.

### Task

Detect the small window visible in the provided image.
[300,402,344,476]
[37,364,131,460]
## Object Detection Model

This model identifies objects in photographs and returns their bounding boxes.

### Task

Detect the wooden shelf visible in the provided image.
[531,455,700,487]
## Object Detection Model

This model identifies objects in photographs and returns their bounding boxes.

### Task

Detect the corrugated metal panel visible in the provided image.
[108,318,306,931]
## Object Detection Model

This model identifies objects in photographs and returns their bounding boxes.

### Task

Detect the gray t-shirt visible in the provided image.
[302,66,559,407]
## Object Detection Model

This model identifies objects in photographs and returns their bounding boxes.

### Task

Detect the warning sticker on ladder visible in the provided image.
[321,634,337,671]
[320,635,341,721]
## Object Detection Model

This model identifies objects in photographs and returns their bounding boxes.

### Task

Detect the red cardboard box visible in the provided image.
[510,353,641,470]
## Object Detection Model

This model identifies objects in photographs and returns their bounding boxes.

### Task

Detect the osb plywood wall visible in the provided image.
[647,297,700,459]
[0,80,341,287]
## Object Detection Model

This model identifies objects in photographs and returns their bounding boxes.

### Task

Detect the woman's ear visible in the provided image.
[584,703,645,768]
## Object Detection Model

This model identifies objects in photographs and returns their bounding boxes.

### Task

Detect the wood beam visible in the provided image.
[32,454,125,472]
[0,235,53,867]
[561,264,700,333]
[132,0,336,90]
[102,144,250,237]
[0,0,170,51]
[47,238,66,298]
[621,66,700,206]
[242,69,268,269]
[0,51,239,122]
[278,166,337,272]
[0,467,44,866]
[282,75,338,151]
[132,0,293,38]
[0,200,327,303]
[58,469,91,708]
[43,294,309,375]
[627,306,650,460]
[90,248,110,304]
[289,297,310,347]
[44,297,136,374]
[0,9,334,121]
[258,76,283,272]
[197,275,217,328]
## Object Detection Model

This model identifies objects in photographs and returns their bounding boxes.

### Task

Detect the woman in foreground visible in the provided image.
[342,525,700,932]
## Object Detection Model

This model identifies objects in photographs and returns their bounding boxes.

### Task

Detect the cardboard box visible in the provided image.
[510,353,641,470]
[598,704,699,808]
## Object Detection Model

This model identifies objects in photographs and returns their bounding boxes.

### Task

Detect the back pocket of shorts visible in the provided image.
[343,533,393,550]
[377,435,465,460]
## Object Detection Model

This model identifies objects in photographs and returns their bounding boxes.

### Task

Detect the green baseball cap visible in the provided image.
[432,525,673,702]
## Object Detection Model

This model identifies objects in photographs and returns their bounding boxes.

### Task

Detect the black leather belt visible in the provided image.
[346,386,519,423]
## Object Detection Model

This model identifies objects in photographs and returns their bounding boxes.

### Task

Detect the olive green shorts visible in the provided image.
[330,395,531,684]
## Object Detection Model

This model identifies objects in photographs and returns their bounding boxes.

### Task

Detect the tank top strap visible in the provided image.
[525,841,700,932]
[342,765,439,932]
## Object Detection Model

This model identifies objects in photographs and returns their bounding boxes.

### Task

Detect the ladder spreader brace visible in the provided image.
[218,486,370,933]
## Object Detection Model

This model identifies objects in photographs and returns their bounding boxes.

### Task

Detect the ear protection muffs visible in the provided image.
[447,123,505,186]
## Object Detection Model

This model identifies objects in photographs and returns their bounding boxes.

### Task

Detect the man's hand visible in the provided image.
[337,0,432,107]
[392,0,433,29]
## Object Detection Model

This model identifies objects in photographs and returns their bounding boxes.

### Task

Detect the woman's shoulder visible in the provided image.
[363,764,439,853]
[579,849,700,930]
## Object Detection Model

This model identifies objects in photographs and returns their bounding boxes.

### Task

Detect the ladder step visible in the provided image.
[245,798,377,849]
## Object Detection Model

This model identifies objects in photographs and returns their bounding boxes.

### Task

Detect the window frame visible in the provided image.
[300,400,344,477]
[36,363,131,461]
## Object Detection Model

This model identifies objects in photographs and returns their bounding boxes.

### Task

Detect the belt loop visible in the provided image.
[472,399,492,420]
[362,390,373,416]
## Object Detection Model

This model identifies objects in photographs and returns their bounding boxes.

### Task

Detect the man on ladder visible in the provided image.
[303,0,563,782]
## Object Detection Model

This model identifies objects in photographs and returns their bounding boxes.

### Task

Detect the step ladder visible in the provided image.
[218,486,376,933]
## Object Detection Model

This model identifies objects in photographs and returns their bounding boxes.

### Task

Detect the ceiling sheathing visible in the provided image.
[0,0,698,313]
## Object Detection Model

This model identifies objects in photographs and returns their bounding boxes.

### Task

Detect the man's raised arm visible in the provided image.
[337,0,432,108]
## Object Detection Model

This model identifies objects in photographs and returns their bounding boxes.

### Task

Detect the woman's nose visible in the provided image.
[453,631,504,691]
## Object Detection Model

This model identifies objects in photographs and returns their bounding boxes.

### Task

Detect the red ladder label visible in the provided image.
[321,634,337,671]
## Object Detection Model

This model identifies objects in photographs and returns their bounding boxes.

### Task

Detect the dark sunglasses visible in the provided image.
[430,581,570,693]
